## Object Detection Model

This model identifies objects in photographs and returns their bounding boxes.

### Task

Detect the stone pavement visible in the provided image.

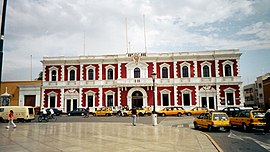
[0,121,219,152]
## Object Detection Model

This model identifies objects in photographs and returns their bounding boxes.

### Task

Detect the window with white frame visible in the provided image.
[180,62,191,78]
[134,67,140,78]
[181,88,192,106]
[201,61,212,77]
[105,90,115,107]
[224,88,236,106]
[160,63,170,78]
[182,66,189,77]
[222,60,233,77]
[222,60,234,77]
[67,66,77,81]
[160,89,171,106]
[48,92,57,108]
[51,70,57,81]
[85,90,96,108]
[88,69,94,80]
[49,66,58,81]
[105,65,115,80]
[86,65,96,80]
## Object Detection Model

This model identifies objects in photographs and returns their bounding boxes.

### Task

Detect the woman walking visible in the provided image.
[6,110,16,129]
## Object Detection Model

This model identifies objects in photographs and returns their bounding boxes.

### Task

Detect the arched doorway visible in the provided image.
[132,91,143,108]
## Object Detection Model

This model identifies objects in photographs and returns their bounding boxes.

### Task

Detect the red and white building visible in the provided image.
[41,49,244,112]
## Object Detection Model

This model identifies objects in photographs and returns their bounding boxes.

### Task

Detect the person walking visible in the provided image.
[264,109,270,134]
[131,106,137,126]
[6,110,16,129]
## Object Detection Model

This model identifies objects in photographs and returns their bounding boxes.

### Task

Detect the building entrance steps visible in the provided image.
[0,122,218,152]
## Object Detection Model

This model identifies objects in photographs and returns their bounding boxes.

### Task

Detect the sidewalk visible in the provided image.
[0,122,218,152]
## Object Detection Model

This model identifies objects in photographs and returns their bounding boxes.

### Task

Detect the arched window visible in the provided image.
[162,67,168,78]
[182,66,189,77]
[203,66,210,77]
[70,70,75,81]
[225,64,232,76]
[51,70,57,81]
[88,69,94,80]
[107,69,113,80]
[134,68,140,78]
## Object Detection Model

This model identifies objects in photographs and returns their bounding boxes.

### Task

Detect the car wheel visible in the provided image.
[105,113,108,116]
[117,112,122,116]
[208,125,212,132]
[194,122,199,130]
[67,113,71,116]
[187,113,191,116]
[81,113,84,116]
[93,113,96,116]
[124,113,127,117]
[225,127,230,132]
[177,113,182,117]
[161,113,166,117]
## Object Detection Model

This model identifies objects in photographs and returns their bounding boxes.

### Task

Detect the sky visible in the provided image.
[1,0,270,85]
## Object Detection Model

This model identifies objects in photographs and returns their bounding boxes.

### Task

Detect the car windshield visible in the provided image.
[213,114,228,121]
[252,111,265,118]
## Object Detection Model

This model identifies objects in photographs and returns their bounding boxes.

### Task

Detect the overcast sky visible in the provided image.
[1,0,270,85]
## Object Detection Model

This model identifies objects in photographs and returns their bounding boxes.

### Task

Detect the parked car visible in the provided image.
[46,108,62,116]
[109,106,122,116]
[122,107,146,117]
[219,107,241,117]
[156,106,185,117]
[143,106,152,116]
[185,107,208,116]
[230,110,266,132]
[67,108,88,116]
[193,111,230,132]
[93,107,113,116]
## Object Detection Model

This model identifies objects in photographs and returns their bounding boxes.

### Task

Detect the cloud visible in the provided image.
[1,0,269,81]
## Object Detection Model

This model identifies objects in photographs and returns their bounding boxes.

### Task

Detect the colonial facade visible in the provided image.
[41,49,244,113]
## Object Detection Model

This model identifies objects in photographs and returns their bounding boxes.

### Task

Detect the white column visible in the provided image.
[61,65,65,81]
[195,85,199,106]
[118,87,121,106]
[99,87,102,107]
[174,85,178,106]
[79,87,82,108]
[193,60,197,77]
[99,63,102,80]
[61,88,65,111]
[118,63,121,79]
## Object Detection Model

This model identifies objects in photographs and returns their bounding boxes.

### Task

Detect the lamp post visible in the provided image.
[151,72,157,126]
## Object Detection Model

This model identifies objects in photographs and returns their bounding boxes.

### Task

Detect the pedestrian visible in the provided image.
[264,109,270,134]
[131,106,137,126]
[6,110,16,129]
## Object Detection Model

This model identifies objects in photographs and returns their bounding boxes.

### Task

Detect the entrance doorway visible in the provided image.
[66,99,78,112]
[132,91,143,108]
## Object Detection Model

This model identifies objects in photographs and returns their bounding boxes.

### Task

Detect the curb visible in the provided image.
[201,132,224,152]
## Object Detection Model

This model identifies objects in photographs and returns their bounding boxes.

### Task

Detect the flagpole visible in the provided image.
[0,0,8,91]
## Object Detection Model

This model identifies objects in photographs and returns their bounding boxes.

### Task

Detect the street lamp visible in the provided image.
[151,72,157,126]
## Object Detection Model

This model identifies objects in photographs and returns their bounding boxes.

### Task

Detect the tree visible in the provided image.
[36,71,43,80]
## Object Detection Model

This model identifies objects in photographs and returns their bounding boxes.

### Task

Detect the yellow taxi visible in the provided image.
[230,110,266,132]
[156,106,185,117]
[143,107,152,116]
[193,112,230,132]
[122,107,146,117]
[93,107,113,116]
[185,107,208,116]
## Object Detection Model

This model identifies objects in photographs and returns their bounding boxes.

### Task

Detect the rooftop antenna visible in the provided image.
[125,17,129,54]
[143,14,147,53]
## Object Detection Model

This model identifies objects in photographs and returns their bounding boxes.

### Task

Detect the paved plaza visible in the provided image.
[0,122,218,152]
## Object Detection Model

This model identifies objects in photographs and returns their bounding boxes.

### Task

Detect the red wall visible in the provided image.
[45,65,61,81]
[102,88,118,106]
[177,61,195,77]
[156,62,174,78]
[147,62,154,78]
[157,87,174,106]
[102,64,118,80]
[82,64,99,80]
[197,60,215,77]
[44,89,61,107]
[64,65,80,81]
[219,85,240,105]
[81,88,99,107]
[218,59,238,76]
[177,86,196,105]
[121,63,127,78]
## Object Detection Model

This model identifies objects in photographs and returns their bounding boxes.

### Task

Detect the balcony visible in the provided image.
[117,78,153,86]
